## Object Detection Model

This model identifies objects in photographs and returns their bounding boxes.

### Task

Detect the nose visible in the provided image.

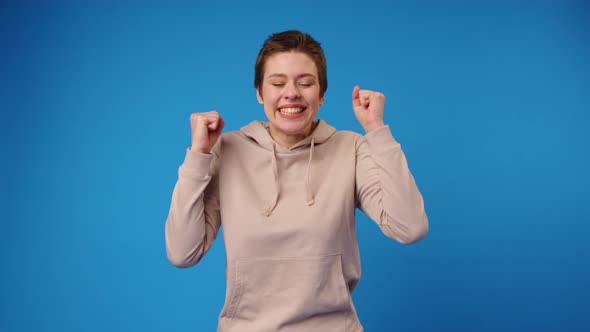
[283,82,301,99]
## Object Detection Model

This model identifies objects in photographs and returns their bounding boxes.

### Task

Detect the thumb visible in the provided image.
[208,117,219,130]
[352,85,362,108]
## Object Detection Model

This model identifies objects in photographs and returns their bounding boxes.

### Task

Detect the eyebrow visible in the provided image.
[266,73,317,79]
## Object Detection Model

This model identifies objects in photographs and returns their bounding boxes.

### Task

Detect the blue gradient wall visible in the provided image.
[2,1,589,331]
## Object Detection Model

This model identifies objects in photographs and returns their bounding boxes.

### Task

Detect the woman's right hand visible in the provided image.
[190,111,224,154]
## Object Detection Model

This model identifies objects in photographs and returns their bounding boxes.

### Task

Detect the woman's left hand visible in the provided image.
[352,85,386,133]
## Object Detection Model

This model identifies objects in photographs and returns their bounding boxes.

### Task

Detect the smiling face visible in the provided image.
[257,51,324,147]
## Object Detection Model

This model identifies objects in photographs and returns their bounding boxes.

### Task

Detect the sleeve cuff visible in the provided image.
[364,125,400,153]
[179,148,214,179]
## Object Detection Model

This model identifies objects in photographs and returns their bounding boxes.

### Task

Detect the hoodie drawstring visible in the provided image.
[263,143,280,217]
[305,138,315,206]
[263,139,316,216]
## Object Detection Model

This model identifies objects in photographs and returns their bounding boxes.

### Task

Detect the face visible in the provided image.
[257,51,324,143]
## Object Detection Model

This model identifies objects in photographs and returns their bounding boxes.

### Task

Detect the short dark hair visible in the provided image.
[254,30,327,98]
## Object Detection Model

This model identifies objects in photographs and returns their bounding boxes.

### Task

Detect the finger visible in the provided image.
[194,115,213,132]
[209,115,224,136]
[192,113,218,124]
[203,114,220,122]
[204,110,219,118]
[363,95,370,107]
[208,121,218,130]
[359,91,370,107]
[352,86,362,107]
[210,116,224,135]
[191,111,219,120]
[191,113,215,127]
[207,116,220,130]
[209,113,224,132]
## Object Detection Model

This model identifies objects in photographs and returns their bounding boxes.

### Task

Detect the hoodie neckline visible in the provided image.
[239,119,336,153]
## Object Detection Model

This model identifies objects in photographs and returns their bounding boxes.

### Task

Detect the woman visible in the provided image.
[165,30,428,332]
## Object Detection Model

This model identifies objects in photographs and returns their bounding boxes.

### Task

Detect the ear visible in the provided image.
[256,87,264,104]
[319,94,325,106]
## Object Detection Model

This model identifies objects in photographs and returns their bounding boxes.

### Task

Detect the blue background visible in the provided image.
[2,0,589,331]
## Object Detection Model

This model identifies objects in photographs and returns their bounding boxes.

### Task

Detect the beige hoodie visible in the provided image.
[165,120,428,332]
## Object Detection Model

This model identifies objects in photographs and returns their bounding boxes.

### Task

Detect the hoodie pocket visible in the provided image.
[225,253,352,329]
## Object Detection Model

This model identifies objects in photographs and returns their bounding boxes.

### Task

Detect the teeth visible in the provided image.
[279,107,303,114]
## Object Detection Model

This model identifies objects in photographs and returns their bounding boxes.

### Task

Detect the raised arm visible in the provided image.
[352,86,428,244]
[165,112,224,267]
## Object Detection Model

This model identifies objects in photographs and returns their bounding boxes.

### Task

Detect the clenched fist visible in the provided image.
[352,86,386,133]
[190,111,224,154]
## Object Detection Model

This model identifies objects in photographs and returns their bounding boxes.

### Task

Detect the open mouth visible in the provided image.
[279,107,304,115]
[278,106,305,115]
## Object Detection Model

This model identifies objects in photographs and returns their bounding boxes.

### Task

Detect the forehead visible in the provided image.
[264,51,318,77]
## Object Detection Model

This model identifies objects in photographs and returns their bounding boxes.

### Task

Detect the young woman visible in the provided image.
[165,30,428,332]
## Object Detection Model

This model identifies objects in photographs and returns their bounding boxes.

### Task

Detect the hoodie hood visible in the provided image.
[239,119,336,152]
[239,120,337,216]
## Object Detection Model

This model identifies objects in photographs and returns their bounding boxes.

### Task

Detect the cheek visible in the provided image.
[306,94,322,107]
[262,89,275,103]
[263,97,278,112]
[307,88,322,104]
[264,98,275,109]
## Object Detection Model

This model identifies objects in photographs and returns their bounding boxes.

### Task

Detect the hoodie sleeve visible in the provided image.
[165,145,221,268]
[355,125,428,244]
